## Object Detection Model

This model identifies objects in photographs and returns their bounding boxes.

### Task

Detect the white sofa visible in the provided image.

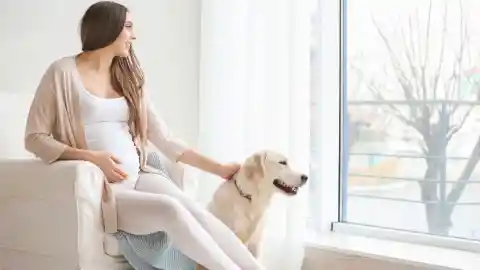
[0,92,194,270]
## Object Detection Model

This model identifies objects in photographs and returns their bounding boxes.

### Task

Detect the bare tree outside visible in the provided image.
[349,0,480,235]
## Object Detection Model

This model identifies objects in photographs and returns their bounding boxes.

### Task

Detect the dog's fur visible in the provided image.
[196,150,308,270]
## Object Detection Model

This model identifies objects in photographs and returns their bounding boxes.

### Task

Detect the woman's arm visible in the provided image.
[24,63,69,164]
[145,100,190,162]
[25,64,92,163]
[145,101,239,179]
[25,64,96,163]
[176,150,239,180]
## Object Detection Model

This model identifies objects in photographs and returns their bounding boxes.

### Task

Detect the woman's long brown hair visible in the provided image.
[80,1,146,143]
[111,50,145,142]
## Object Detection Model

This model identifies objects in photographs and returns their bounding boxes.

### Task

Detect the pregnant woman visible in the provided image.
[24,1,264,270]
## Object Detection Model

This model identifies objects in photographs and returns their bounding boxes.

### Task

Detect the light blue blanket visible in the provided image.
[113,152,196,270]
[114,230,195,270]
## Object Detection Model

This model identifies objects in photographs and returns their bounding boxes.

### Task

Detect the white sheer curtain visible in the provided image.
[197,0,314,269]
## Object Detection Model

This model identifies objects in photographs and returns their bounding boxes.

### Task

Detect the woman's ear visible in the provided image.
[244,152,266,180]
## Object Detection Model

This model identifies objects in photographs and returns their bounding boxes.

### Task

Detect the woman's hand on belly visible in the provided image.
[87,150,129,183]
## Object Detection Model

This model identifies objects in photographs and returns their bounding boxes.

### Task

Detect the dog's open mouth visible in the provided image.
[273,179,299,195]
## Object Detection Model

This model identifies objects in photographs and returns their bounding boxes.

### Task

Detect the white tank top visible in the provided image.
[77,85,141,185]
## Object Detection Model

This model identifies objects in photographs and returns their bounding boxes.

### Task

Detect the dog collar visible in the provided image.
[234,178,252,202]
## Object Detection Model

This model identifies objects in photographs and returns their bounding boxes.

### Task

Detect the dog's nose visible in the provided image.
[301,174,308,183]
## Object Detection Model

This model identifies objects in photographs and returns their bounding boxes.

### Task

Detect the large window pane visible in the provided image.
[342,0,480,240]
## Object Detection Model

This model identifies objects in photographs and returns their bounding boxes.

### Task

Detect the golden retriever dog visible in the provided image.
[196,150,308,270]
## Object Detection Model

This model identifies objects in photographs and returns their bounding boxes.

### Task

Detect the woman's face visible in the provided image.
[111,12,135,57]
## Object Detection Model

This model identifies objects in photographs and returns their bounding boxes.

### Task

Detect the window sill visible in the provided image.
[304,231,479,270]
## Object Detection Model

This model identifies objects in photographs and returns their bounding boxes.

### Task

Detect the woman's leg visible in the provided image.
[114,189,240,270]
[135,173,264,270]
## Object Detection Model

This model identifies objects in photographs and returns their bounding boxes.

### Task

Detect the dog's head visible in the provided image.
[238,150,308,197]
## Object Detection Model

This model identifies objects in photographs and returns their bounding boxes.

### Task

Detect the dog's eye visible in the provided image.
[279,160,287,165]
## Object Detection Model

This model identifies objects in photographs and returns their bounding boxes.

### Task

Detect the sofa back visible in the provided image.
[0,92,35,159]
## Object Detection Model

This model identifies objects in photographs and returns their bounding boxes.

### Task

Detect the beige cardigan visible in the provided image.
[24,56,189,233]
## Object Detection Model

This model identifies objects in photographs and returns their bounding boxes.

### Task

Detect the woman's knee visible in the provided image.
[158,196,191,223]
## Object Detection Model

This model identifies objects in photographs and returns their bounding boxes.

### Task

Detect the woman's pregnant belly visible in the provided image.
[84,122,140,182]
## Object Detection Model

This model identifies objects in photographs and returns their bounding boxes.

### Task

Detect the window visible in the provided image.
[340,0,480,242]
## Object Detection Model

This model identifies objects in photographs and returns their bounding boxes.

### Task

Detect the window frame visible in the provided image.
[309,0,342,232]
[309,0,480,254]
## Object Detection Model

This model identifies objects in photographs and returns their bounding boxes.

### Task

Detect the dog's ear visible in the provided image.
[244,152,266,180]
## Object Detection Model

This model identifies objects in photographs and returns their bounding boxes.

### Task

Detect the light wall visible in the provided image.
[0,0,200,146]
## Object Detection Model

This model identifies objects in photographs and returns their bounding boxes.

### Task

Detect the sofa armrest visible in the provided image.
[0,159,107,267]
[0,159,104,201]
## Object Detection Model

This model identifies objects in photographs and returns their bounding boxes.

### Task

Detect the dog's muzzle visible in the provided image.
[273,175,308,195]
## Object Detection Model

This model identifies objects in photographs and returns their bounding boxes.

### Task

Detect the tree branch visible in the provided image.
[446,135,480,214]
[431,2,448,100]
[420,0,433,101]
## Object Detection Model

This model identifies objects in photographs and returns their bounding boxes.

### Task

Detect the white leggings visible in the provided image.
[113,172,263,270]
